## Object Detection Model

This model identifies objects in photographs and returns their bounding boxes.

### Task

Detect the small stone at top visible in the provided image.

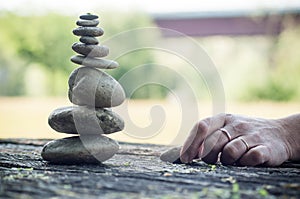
[80,13,98,20]
[76,19,99,27]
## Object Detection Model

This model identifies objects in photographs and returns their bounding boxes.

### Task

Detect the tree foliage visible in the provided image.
[0,12,300,101]
[244,25,300,101]
[0,11,165,97]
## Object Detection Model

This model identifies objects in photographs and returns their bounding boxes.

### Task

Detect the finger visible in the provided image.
[217,125,239,141]
[220,137,250,165]
[180,113,226,163]
[180,121,207,163]
[201,129,230,164]
[239,145,270,166]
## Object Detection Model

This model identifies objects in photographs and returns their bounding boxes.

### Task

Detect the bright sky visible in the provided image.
[1,0,300,15]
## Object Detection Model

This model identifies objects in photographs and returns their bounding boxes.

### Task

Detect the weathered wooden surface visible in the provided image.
[0,139,299,199]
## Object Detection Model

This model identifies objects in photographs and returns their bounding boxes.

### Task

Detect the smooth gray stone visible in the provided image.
[160,146,183,164]
[41,135,119,164]
[68,66,125,108]
[80,36,99,45]
[76,19,99,27]
[73,27,104,37]
[71,55,119,69]
[48,106,124,134]
[72,42,109,57]
[80,14,98,20]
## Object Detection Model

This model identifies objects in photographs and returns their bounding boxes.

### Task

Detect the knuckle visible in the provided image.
[223,144,239,161]
[225,113,233,118]
[234,122,249,130]
[225,113,233,123]
[249,150,265,164]
[245,131,263,144]
[252,132,263,142]
[231,121,250,134]
[195,120,208,134]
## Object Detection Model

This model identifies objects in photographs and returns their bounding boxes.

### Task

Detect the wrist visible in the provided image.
[277,114,300,161]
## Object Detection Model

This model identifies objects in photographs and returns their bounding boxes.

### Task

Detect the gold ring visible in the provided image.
[220,128,232,141]
[240,137,249,151]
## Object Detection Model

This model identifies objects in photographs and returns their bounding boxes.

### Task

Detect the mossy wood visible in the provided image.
[0,139,299,199]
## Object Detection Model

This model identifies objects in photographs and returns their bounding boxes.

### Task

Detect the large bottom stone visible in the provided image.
[41,135,119,164]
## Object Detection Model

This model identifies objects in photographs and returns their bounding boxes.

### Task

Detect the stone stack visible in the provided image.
[41,13,125,164]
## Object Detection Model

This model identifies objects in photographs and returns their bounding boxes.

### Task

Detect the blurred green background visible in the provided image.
[1,11,300,101]
[0,1,300,142]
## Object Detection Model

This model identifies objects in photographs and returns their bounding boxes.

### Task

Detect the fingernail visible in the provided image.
[198,144,204,158]
[180,148,188,163]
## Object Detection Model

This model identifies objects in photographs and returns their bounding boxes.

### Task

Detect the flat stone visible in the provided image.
[71,55,119,69]
[80,14,99,20]
[48,106,124,134]
[80,36,99,45]
[76,19,99,27]
[72,42,109,57]
[160,146,183,164]
[73,27,104,37]
[68,66,125,108]
[41,135,119,164]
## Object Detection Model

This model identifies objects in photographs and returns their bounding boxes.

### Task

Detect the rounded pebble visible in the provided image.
[68,66,125,108]
[160,146,183,164]
[80,14,99,20]
[80,36,99,45]
[73,27,104,37]
[76,19,99,27]
[71,55,119,69]
[72,42,109,57]
[41,135,119,164]
[48,106,124,134]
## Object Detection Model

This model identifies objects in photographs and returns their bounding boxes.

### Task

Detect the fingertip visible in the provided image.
[239,145,269,166]
[180,148,191,163]
[180,156,191,164]
[197,144,204,158]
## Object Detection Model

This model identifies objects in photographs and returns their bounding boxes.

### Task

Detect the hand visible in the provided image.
[180,113,296,166]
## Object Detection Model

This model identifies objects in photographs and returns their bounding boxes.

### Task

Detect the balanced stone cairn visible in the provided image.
[41,13,125,164]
